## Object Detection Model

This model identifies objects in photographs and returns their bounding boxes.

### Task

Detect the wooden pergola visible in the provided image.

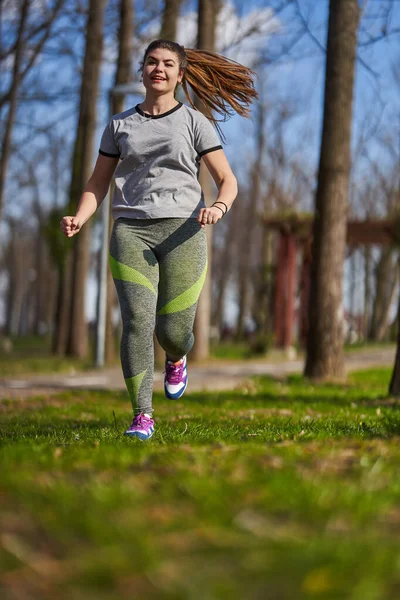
[263,215,400,348]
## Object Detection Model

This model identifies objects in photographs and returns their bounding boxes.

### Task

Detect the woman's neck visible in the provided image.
[138,95,179,116]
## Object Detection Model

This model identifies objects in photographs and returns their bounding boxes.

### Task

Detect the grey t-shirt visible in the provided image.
[99,102,223,220]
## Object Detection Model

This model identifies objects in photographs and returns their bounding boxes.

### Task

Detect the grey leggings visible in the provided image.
[109,217,207,416]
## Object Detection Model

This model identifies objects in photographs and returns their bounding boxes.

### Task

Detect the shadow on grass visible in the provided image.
[2,372,399,412]
[180,388,398,409]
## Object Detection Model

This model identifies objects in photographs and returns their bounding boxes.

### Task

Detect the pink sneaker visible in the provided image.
[164,355,188,399]
[124,413,154,440]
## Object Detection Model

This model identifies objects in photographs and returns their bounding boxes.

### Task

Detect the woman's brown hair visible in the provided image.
[139,39,258,140]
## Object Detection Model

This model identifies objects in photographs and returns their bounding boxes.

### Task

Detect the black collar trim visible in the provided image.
[135,102,183,119]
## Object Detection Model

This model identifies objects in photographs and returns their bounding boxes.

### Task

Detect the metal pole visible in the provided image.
[95,91,113,368]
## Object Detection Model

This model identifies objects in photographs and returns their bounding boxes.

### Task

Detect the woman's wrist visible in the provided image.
[212,200,228,214]
[211,200,232,216]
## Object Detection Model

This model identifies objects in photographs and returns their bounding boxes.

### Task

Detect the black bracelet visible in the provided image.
[212,204,225,217]
[213,201,228,214]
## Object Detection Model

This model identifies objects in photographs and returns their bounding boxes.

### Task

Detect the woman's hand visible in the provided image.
[197,206,224,229]
[60,216,83,238]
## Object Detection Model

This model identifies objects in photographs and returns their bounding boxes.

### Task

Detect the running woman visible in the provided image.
[61,39,257,440]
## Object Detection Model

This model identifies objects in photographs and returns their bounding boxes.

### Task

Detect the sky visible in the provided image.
[1,0,400,326]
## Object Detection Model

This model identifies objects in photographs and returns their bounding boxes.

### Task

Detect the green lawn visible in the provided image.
[1,368,400,599]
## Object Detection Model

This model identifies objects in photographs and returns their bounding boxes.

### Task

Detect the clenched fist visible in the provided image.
[60,216,83,238]
[197,206,224,229]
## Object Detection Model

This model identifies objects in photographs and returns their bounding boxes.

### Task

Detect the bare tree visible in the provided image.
[104,0,134,365]
[236,99,265,339]
[369,248,398,341]
[0,0,30,227]
[26,163,58,337]
[304,0,360,379]
[54,0,106,358]
[3,217,37,336]
[0,0,65,225]
[191,0,222,361]
[366,169,400,342]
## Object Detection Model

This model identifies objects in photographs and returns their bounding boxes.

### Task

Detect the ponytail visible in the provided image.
[182,48,258,134]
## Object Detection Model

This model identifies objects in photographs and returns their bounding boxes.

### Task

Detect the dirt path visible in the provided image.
[0,347,396,400]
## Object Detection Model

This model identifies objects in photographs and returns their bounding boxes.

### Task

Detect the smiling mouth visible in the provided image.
[152,77,166,81]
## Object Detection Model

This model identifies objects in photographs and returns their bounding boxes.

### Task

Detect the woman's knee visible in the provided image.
[122,311,155,338]
[155,324,193,356]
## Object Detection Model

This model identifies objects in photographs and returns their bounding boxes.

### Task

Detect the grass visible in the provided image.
[1,367,400,598]
[210,340,251,360]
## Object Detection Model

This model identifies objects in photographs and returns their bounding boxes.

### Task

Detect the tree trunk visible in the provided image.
[191,0,221,362]
[253,227,274,338]
[57,0,106,358]
[304,0,359,379]
[0,0,29,225]
[375,260,398,342]
[160,0,183,40]
[236,101,265,339]
[32,236,46,335]
[5,225,33,337]
[43,258,57,338]
[4,221,18,336]
[370,248,396,341]
[43,206,72,354]
[29,165,48,337]
[104,0,134,365]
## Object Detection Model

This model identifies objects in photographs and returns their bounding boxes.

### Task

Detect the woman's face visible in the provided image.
[142,48,183,97]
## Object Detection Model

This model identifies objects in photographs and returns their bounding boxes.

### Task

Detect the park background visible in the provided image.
[1,0,400,367]
[2,1,400,598]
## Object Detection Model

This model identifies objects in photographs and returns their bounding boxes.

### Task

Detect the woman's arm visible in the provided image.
[197,149,238,228]
[61,154,119,238]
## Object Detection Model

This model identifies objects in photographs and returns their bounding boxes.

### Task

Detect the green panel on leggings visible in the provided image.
[109,255,157,295]
[125,370,147,407]
[157,262,208,315]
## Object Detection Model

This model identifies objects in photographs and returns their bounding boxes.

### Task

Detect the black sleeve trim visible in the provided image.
[198,145,223,157]
[99,149,120,158]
